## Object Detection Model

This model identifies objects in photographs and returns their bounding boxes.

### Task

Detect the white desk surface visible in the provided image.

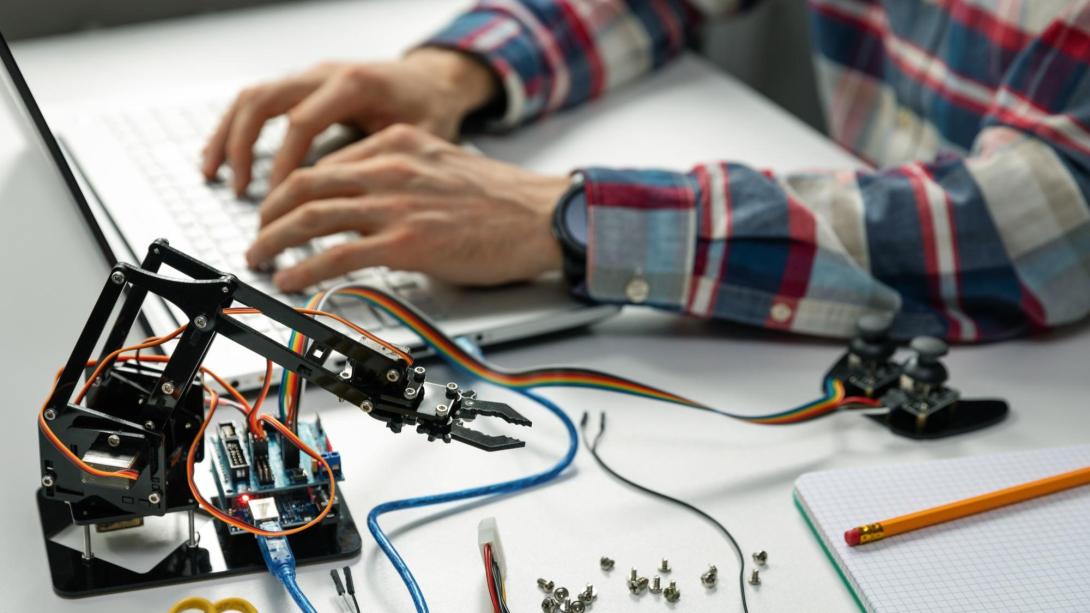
[3,1,1088,612]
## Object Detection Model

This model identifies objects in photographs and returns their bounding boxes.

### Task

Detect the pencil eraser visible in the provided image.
[844,527,861,546]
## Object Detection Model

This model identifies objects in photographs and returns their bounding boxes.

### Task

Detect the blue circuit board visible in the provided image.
[209,418,345,535]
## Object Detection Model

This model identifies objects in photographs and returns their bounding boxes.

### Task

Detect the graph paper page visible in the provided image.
[795,445,1090,613]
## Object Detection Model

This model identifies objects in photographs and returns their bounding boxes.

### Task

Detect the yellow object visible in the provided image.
[847,464,1090,545]
[168,596,258,613]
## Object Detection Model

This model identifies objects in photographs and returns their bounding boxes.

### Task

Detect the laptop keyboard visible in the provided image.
[99,99,437,344]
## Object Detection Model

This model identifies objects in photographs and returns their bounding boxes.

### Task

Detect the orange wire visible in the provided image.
[247,360,274,439]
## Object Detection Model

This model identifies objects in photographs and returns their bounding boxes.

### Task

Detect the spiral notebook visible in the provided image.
[794,445,1090,613]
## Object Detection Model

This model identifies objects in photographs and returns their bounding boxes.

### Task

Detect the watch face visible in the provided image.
[564,186,588,249]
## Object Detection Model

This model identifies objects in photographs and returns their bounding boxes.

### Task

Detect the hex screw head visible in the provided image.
[753,550,768,566]
[360,400,374,413]
[144,420,156,431]
[385,368,401,383]
[43,408,57,421]
[445,382,459,398]
[435,404,449,418]
[403,386,418,400]
[107,434,121,448]
[193,314,209,330]
[110,271,126,285]
[41,475,55,488]
[748,569,761,586]
[148,491,162,505]
[599,556,615,571]
[161,381,176,396]
[537,578,555,593]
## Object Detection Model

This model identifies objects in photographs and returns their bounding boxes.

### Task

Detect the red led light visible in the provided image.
[239,494,251,504]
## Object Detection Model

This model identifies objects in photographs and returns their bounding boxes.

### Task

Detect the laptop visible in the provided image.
[1,31,618,390]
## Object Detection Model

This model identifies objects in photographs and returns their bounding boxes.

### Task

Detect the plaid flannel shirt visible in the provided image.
[426,0,1090,341]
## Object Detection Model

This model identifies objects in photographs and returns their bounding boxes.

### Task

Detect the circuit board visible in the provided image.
[209,418,345,536]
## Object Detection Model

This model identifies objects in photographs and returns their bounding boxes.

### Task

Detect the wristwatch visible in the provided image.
[551,172,588,288]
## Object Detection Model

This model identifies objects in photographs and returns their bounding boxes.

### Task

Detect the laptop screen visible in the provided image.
[0,29,116,262]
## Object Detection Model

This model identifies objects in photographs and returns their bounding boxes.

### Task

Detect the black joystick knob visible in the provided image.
[849,314,896,364]
[903,336,949,387]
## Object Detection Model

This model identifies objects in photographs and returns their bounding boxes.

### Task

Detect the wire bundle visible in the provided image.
[483,543,512,613]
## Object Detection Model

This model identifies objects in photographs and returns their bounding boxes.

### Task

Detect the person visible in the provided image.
[202,0,1090,342]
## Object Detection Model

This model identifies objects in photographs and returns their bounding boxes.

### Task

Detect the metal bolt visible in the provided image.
[659,558,671,573]
[600,556,615,571]
[339,369,352,380]
[436,404,449,418]
[569,600,585,613]
[579,584,596,602]
[144,420,156,431]
[445,382,459,398]
[541,598,557,612]
[663,581,681,603]
[629,577,648,594]
[413,366,426,380]
[553,587,569,601]
[403,386,418,400]
[148,491,162,505]
[44,408,57,421]
[629,568,638,582]
[753,550,768,566]
[221,286,229,294]
[537,578,555,593]
[360,400,374,413]
[161,381,175,396]
[650,576,663,594]
[41,475,55,488]
[110,271,126,285]
[701,567,718,588]
[385,368,400,383]
[107,434,121,448]
[193,314,209,330]
[749,569,761,586]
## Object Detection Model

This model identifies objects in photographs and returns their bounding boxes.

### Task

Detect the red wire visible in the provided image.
[840,396,884,408]
[483,544,501,613]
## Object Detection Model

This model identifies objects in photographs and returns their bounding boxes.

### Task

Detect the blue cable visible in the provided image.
[256,519,318,613]
[367,386,579,613]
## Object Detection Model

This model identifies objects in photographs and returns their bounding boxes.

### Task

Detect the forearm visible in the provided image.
[422,0,711,129]
[577,133,1090,341]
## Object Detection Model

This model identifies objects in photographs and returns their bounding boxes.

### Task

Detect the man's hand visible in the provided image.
[202,48,497,196]
[245,124,570,292]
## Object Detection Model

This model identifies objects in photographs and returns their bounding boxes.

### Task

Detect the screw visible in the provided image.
[193,314,209,330]
[600,556,615,571]
[537,578,555,593]
[541,598,557,612]
[339,369,352,380]
[579,584,596,602]
[403,386,418,400]
[701,566,718,588]
[749,569,761,586]
[44,408,57,421]
[110,271,125,285]
[413,366,426,380]
[360,400,374,413]
[659,558,671,573]
[145,420,156,431]
[569,600,586,613]
[753,550,768,566]
[385,368,400,383]
[436,404,449,418]
[629,577,648,594]
[629,568,638,582]
[650,576,663,594]
[161,381,176,395]
[41,475,55,488]
[553,587,569,601]
[107,434,121,448]
[663,581,680,603]
[148,491,162,505]
[445,382,459,398]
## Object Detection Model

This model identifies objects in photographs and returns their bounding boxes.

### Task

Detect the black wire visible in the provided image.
[490,558,512,613]
[581,412,749,613]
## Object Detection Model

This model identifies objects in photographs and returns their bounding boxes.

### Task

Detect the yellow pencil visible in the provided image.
[845,464,1090,546]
